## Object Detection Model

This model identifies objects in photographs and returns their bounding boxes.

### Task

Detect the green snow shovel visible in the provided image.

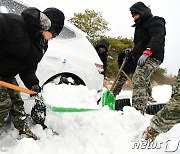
[45,104,99,112]
[102,57,127,110]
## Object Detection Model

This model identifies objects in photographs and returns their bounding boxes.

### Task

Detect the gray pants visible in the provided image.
[150,69,180,133]
[0,77,26,131]
[132,58,161,112]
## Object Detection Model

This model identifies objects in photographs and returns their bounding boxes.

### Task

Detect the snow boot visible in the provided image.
[142,126,160,142]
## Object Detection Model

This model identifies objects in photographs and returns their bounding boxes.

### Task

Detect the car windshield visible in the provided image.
[0,0,27,14]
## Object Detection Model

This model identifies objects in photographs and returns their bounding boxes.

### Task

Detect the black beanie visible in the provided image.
[43,7,65,37]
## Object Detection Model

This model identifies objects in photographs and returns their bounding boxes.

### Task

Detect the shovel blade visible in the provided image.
[102,90,115,110]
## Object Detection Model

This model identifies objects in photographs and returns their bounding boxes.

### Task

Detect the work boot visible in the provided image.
[19,124,39,140]
[142,126,160,142]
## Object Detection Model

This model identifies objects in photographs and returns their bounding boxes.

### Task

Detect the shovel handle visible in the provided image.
[122,70,132,83]
[0,80,37,95]
[110,59,126,91]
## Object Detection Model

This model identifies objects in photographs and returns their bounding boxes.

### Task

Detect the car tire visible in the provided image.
[44,73,85,86]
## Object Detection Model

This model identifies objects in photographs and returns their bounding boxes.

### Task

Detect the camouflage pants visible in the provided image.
[112,72,133,96]
[132,58,161,112]
[150,69,180,133]
[112,71,154,100]
[0,77,26,131]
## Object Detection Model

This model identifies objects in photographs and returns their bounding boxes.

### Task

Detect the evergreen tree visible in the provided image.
[69,9,110,41]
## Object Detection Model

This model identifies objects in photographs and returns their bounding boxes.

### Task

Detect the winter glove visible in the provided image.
[137,49,152,67]
[30,85,41,96]
[137,54,149,67]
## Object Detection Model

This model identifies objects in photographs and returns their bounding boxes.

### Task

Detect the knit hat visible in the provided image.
[42,7,65,37]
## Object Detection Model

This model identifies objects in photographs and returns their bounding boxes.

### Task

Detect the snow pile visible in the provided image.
[42,83,100,109]
[0,84,180,154]
[116,84,172,104]
[152,85,172,103]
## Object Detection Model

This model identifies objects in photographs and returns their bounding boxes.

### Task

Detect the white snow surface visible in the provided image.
[43,83,100,109]
[0,84,180,154]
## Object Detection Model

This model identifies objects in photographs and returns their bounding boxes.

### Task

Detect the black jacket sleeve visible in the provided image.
[118,51,125,68]
[118,51,136,73]
[19,65,39,89]
[147,17,166,55]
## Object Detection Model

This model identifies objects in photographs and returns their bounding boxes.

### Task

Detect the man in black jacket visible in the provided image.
[0,7,65,139]
[112,48,156,103]
[129,2,166,114]
[95,39,110,76]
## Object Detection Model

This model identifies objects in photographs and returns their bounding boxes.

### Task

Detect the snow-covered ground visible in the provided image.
[0,84,180,154]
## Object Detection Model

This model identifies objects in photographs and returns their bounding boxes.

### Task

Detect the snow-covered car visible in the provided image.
[1,0,104,99]
[36,22,104,91]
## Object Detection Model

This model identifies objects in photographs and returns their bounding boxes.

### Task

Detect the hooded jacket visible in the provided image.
[95,39,110,75]
[0,7,48,89]
[130,2,166,63]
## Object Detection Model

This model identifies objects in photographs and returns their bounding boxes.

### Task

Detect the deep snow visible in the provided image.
[0,84,180,154]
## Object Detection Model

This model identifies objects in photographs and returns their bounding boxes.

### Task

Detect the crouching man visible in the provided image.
[0,7,65,139]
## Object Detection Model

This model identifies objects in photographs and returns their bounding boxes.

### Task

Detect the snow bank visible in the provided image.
[0,84,180,154]
[42,83,100,109]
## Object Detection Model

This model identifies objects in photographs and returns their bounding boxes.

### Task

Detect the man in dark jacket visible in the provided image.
[129,2,166,114]
[0,7,65,139]
[95,39,110,76]
[112,49,136,96]
[112,48,156,103]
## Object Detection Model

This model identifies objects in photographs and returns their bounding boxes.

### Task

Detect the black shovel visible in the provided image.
[0,80,47,129]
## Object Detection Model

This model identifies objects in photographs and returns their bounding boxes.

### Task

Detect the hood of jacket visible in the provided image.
[130,2,153,26]
[21,7,42,39]
[95,39,110,52]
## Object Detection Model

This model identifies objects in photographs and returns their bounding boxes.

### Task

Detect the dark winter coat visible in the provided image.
[118,51,136,74]
[95,39,110,75]
[0,8,48,89]
[130,2,166,63]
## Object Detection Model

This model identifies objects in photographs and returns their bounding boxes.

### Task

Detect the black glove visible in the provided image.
[31,85,41,96]
[137,54,149,67]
